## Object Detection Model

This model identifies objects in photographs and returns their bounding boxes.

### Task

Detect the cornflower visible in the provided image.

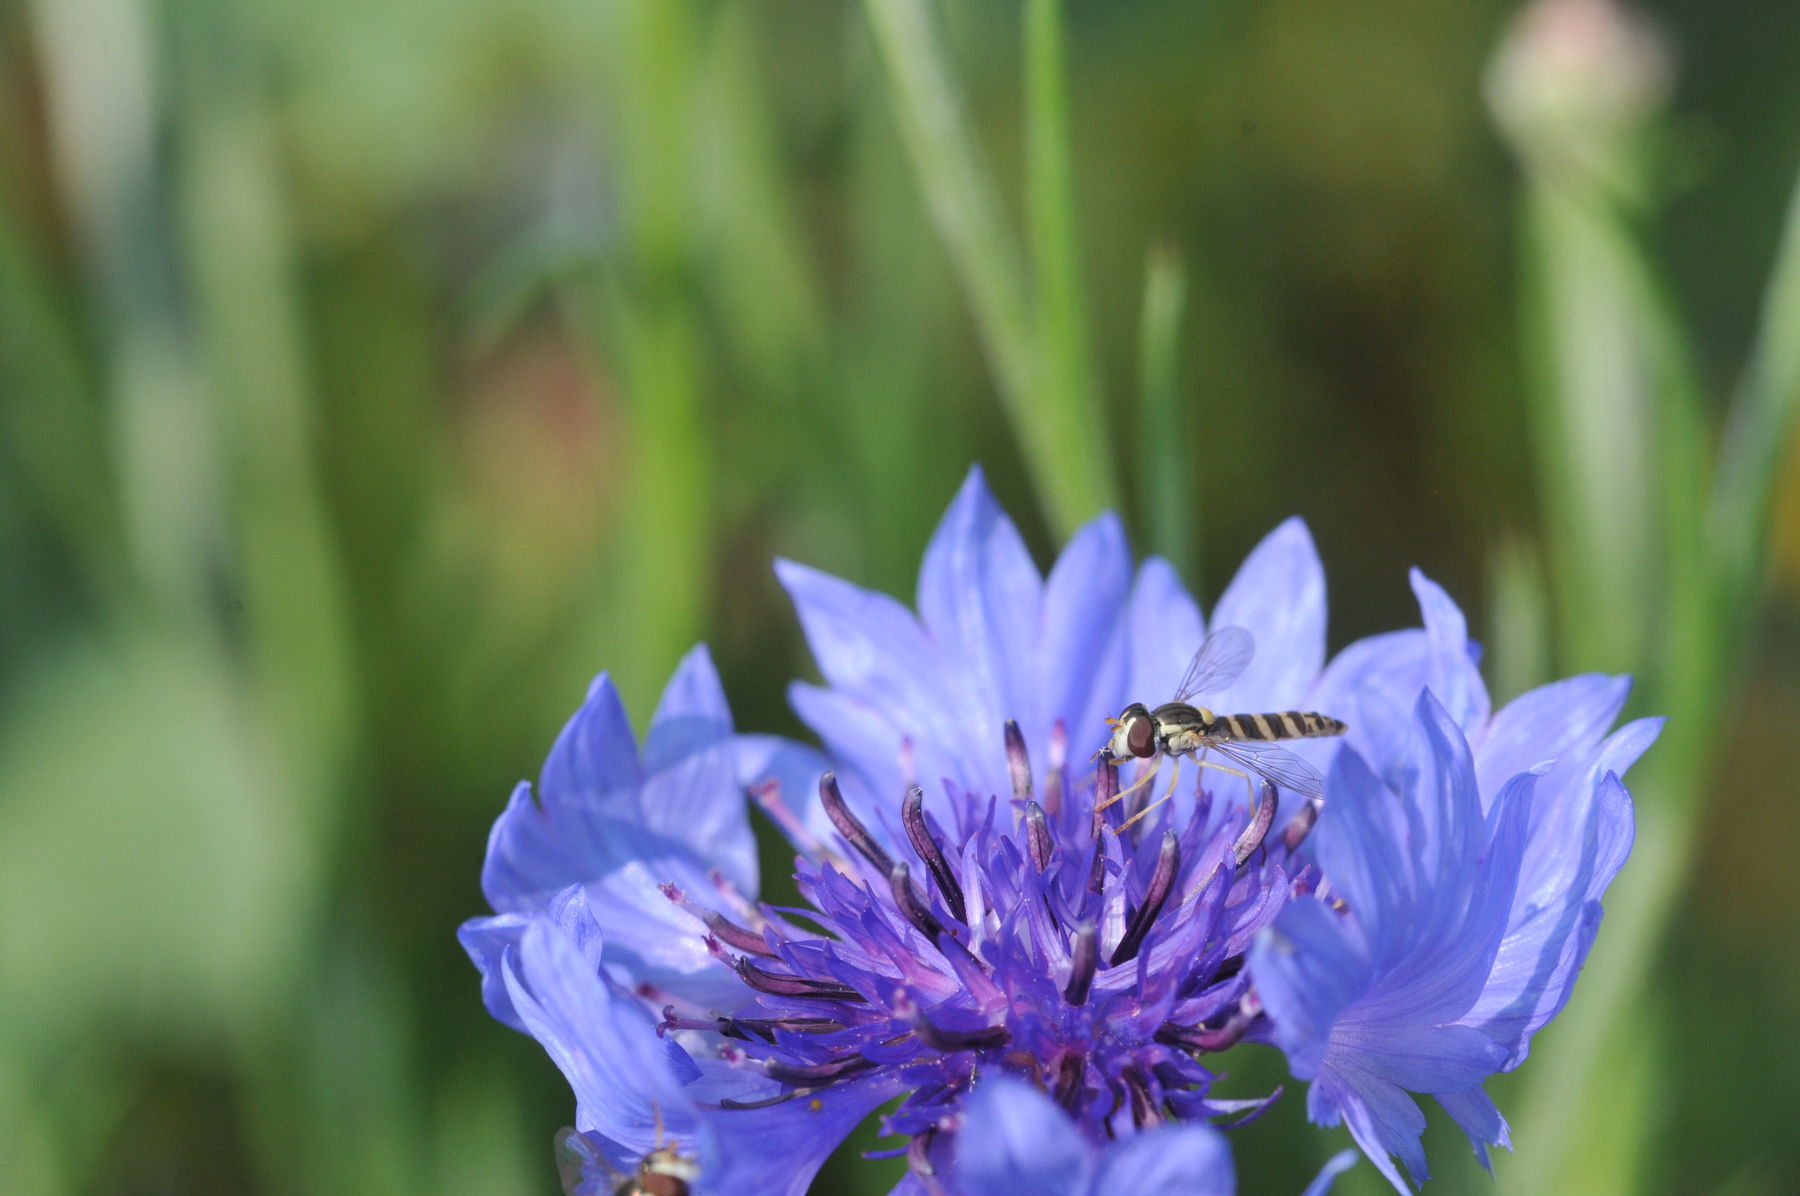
[463,469,1655,1193]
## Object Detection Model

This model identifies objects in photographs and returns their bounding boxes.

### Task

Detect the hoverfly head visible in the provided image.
[1105,703,1157,760]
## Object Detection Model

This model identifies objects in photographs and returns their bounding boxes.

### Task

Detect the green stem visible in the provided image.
[1518,179,1660,675]
[1506,166,1717,1193]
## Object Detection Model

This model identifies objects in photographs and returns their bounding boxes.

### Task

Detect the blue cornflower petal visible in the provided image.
[583,861,756,1012]
[778,466,1138,828]
[1208,517,1326,711]
[1250,897,1370,1079]
[480,649,749,914]
[1305,571,1491,789]
[1434,1086,1510,1172]
[782,682,907,833]
[505,917,702,1167]
[1473,673,1630,800]
[472,650,759,1016]
[458,909,532,1030]
[640,645,756,893]
[955,1075,1240,1196]
[700,1074,910,1196]
[776,557,945,750]
[1124,555,1207,704]
[1036,509,1131,746]
[1090,1120,1236,1196]
[1301,1151,1361,1196]
[953,1076,1093,1196]
[483,674,637,914]
[776,559,956,812]
[539,674,642,841]
[1307,629,1429,788]
[1409,569,1490,733]
[1300,584,1655,1083]
[1253,695,1536,1190]
[915,466,1045,750]
[1308,1063,1429,1191]
[1512,716,1657,913]
[1462,735,1653,1067]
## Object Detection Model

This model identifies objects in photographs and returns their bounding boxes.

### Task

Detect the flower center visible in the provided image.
[658,721,1316,1151]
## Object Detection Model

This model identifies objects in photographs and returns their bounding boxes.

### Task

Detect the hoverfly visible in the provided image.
[1097,626,1346,833]
[556,1126,700,1196]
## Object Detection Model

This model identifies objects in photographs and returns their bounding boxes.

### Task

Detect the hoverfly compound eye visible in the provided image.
[1126,715,1156,758]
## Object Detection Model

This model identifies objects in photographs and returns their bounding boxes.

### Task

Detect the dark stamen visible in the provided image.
[1124,1066,1161,1128]
[1155,1005,1258,1054]
[717,1086,819,1111]
[910,1014,1009,1053]
[820,772,895,875]
[1218,1085,1285,1130]
[1063,922,1098,1005]
[766,1053,876,1085]
[1282,796,1323,851]
[889,862,946,942]
[907,1130,944,1196]
[723,1015,845,1039]
[1233,782,1278,867]
[1024,800,1052,872]
[661,883,777,957]
[1110,830,1179,966]
[902,786,968,926]
[732,956,863,1001]
[658,1006,706,1037]
[1093,755,1121,834]
[1004,719,1032,803]
[1052,1053,1086,1110]
[1088,758,1118,896]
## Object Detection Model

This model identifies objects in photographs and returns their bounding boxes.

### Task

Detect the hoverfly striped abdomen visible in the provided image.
[1209,710,1346,742]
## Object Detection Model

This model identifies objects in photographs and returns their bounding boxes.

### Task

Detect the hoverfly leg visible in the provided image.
[1095,755,1160,813]
[1193,757,1257,812]
[1115,756,1181,836]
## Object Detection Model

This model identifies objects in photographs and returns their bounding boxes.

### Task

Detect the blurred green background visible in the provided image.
[3,0,1797,1192]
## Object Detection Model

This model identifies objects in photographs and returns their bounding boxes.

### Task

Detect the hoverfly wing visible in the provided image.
[555,1127,615,1196]
[1206,738,1326,799]
[1171,626,1254,704]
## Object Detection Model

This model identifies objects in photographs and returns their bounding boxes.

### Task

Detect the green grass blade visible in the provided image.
[862,0,1117,535]
[177,68,358,797]
[0,201,126,600]
[696,7,828,404]
[1136,242,1193,577]
[1710,163,1800,607]
[1024,0,1102,484]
